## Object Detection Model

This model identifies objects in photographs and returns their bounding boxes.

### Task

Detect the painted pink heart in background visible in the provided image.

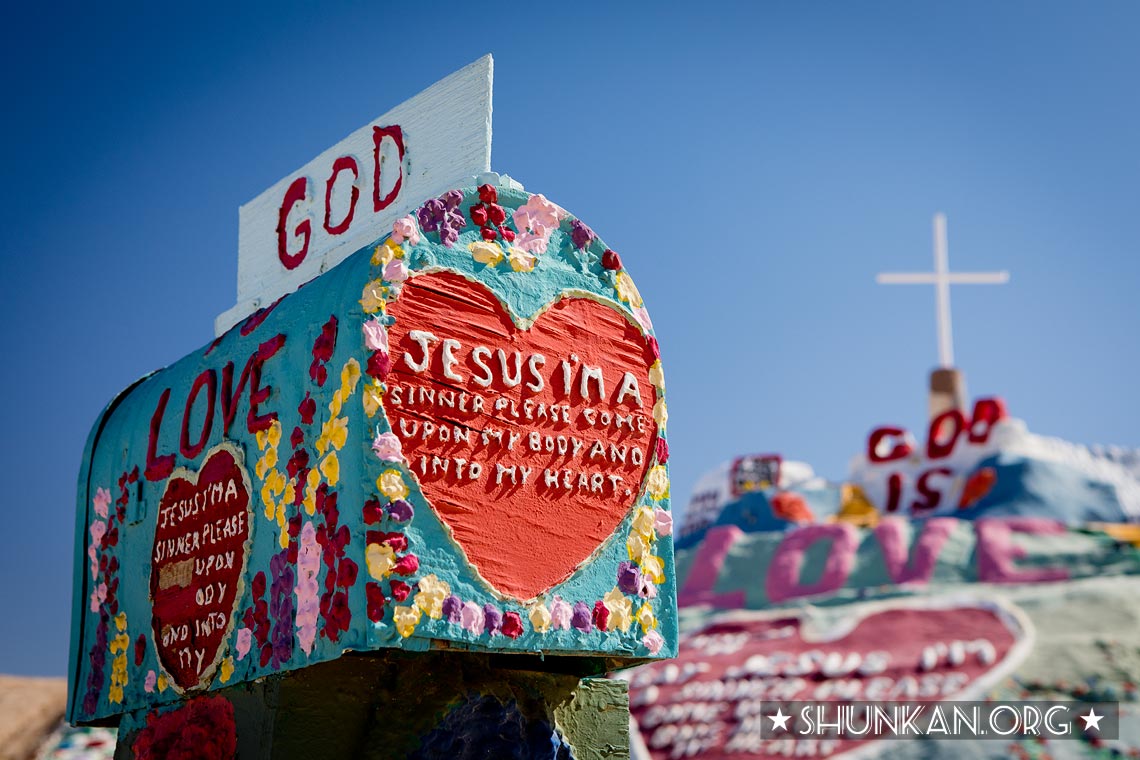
[627,599,1032,759]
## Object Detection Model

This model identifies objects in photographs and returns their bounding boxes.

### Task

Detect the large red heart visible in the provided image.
[150,444,252,690]
[627,598,1032,758]
[385,271,659,600]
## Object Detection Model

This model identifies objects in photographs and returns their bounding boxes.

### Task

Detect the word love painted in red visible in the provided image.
[629,601,1028,759]
[386,272,659,600]
[150,444,251,690]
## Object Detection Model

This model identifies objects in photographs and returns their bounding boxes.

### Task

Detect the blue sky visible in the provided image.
[2,1,1137,676]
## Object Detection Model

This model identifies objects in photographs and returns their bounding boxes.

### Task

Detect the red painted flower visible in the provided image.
[133,696,237,760]
[501,611,524,639]
[959,467,998,509]
[390,579,411,602]
[366,583,386,622]
[602,249,622,270]
[770,492,815,524]
[591,600,610,631]
[393,553,420,575]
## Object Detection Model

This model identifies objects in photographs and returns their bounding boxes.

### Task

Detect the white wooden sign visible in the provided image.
[216,55,494,335]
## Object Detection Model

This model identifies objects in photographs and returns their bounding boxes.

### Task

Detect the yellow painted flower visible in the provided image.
[415,574,451,619]
[615,271,643,307]
[328,388,344,417]
[627,533,649,563]
[255,420,281,452]
[468,240,504,265]
[109,684,123,704]
[378,469,409,500]
[219,656,234,683]
[645,466,670,500]
[341,358,361,394]
[507,246,536,272]
[276,502,288,549]
[320,452,340,486]
[266,469,286,496]
[317,416,348,454]
[640,554,666,584]
[393,605,422,638]
[157,673,168,692]
[361,280,387,313]
[366,543,396,579]
[632,506,656,540]
[372,239,403,266]
[114,612,128,633]
[307,468,320,490]
[636,603,657,633]
[603,588,633,632]
[262,488,276,520]
[363,382,384,418]
[648,360,665,391]
[653,399,668,430]
[283,481,296,508]
[528,603,552,633]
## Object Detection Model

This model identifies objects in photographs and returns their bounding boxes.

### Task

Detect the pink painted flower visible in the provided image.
[144,670,157,693]
[294,522,321,654]
[383,258,409,283]
[633,306,653,334]
[512,194,564,254]
[362,319,389,353]
[460,601,484,634]
[642,630,665,655]
[89,582,107,612]
[391,216,420,246]
[654,508,673,537]
[93,487,111,519]
[371,432,403,462]
[235,628,252,661]
[550,596,573,630]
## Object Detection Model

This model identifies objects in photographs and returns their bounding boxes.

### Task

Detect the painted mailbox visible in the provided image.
[68,182,677,725]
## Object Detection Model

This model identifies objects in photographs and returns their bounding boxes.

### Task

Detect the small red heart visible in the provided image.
[386,272,659,600]
[629,599,1031,758]
[150,445,251,690]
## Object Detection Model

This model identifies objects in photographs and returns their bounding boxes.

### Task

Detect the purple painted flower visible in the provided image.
[387,499,414,522]
[570,601,592,632]
[442,595,463,624]
[442,189,463,209]
[483,604,503,635]
[570,219,595,250]
[617,561,642,595]
[417,199,445,232]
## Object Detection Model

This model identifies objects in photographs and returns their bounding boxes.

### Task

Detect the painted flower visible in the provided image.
[655,437,669,465]
[390,579,411,602]
[469,240,504,265]
[360,280,386,313]
[645,466,670,500]
[295,522,321,654]
[569,219,595,250]
[640,554,666,584]
[627,533,649,563]
[632,506,656,539]
[415,574,451,619]
[617,561,642,595]
[512,194,563,254]
[316,416,348,454]
[591,600,610,631]
[393,554,419,576]
[502,611,524,639]
[236,628,252,660]
[363,382,384,418]
[391,216,420,246]
[636,603,657,633]
[654,508,673,537]
[371,432,403,462]
[383,257,409,284]
[442,595,463,624]
[614,271,643,307]
[363,319,389,353]
[340,357,361,393]
[571,601,592,633]
[483,604,503,636]
[377,470,409,500]
[648,360,665,391]
[653,399,668,429]
[393,605,421,638]
[372,239,402,266]
[219,657,235,683]
[642,630,665,655]
[507,246,537,272]
[387,499,414,522]
[460,601,485,634]
[144,670,157,693]
[93,487,111,519]
[603,588,632,632]
[319,452,340,486]
[529,603,552,633]
[550,597,573,630]
[601,249,622,270]
[366,543,396,579]
[632,306,653,334]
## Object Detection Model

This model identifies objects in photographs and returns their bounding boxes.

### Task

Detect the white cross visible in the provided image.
[876,213,1009,368]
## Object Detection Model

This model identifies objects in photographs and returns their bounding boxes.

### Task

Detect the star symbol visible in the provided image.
[1079,708,1104,731]
[769,708,791,732]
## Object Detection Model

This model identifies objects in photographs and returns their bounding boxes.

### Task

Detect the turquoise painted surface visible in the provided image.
[68,185,677,724]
